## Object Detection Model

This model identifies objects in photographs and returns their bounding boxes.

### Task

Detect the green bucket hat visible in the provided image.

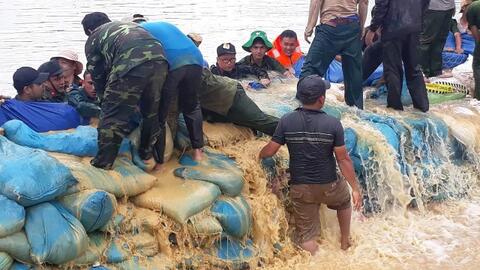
[242,30,273,52]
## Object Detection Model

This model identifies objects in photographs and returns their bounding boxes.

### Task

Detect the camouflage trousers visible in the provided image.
[91,60,168,169]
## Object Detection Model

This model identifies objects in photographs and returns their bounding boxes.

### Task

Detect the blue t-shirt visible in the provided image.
[141,21,203,71]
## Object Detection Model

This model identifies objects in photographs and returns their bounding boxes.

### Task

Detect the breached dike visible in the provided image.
[0,78,479,269]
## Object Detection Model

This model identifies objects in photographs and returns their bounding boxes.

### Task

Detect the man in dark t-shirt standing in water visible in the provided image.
[259,75,362,254]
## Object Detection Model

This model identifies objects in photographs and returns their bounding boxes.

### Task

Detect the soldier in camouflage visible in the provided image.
[82,12,168,170]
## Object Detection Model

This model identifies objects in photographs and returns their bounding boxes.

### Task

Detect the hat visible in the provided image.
[81,12,111,35]
[132,13,148,23]
[51,50,84,76]
[38,60,63,78]
[217,43,236,56]
[13,67,49,92]
[187,32,203,46]
[242,31,273,52]
[296,75,331,104]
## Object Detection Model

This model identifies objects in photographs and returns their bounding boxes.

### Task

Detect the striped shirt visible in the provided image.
[272,107,344,185]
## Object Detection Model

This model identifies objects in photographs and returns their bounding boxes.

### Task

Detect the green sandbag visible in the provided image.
[428,92,466,104]
[0,252,13,270]
[51,154,157,198]
[0,232,33,264]
[73,233,109,266]
[133,177,221,224]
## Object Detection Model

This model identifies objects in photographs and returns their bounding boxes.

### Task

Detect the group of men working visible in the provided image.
[4,0,480,257]
[5,13,297,170]
[262,0,480,256]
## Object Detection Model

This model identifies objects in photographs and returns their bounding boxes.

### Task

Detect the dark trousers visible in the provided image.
[474,43,480,100]
[154,64,204,163]
[301,22,363,109]
[203,86,279,136]
[419,9,455,77]
[93,60,168,169]
[382,33,429,112]
[362,40,383,81]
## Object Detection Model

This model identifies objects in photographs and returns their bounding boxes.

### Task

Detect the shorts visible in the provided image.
[289,180,351,244]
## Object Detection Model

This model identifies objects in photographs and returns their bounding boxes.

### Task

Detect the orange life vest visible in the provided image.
[267,35,303,69]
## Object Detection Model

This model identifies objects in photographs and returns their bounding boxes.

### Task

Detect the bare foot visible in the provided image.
[152,163,166,173]
[142,157,156,172]
[192,148,203,161]
[340,237,352,250]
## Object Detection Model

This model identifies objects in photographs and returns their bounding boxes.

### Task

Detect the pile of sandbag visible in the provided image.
[0,120,256,269]
[0,135,118,268]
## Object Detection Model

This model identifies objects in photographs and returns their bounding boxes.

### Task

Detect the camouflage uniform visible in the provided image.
[42,86,67,103]
[67,85,101,118]
[85,21,168,169]
[210,62,269,80]
[200,69,279,136]
[237,55,286,74]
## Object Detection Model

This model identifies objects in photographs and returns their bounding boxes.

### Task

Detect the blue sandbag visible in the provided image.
[59,190,116,233]
[325,60,384,85]
[106,238,131,264]
[363,65,384,86]
[344,127,357,154]
[0,196,24,238]
[211,196,252,239]
[58,156,157,198]
[371,123,400,152]
[91,267,110,270]
[360,113,408,173]
[324,60,344,83]
[25,202,88,265]
[73,233,109,266]
[217,237,255,263]
[175,150,244,196]
[0,252,12,270]
[2,120,131,157]
[322,105,343,119]
[292,56,305,78]
[370,80,412,106]
[8,261,34,270]
[0,99,82,132]
[0,232,32,265]
[0,136,77,207]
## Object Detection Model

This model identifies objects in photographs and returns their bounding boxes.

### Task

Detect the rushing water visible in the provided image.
[1,1,477,269]
[246,81,480,269]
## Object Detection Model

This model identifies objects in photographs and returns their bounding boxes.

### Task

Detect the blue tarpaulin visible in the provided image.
[0,99,84,132]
